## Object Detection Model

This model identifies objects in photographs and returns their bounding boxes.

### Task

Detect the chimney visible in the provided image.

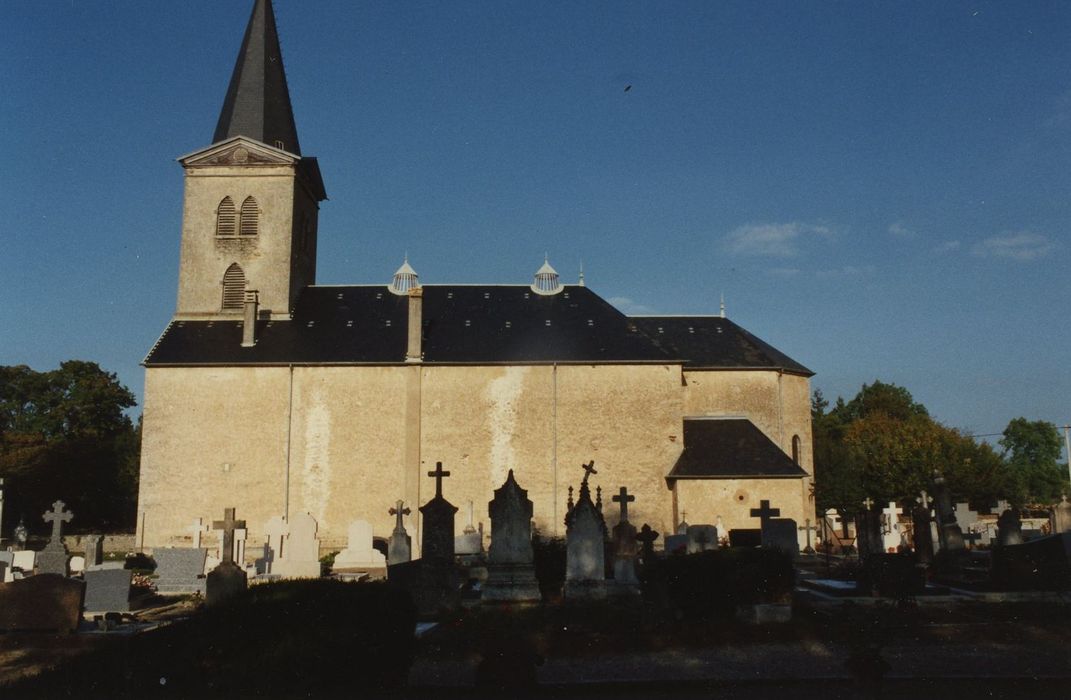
[406,287,423,362]
[241,290,259,347]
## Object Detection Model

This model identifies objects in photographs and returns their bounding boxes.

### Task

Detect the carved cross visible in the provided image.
[212,507,246,566]
[43,500,73,541]
[389,500,411,533]
[581,460,598,484]
[612,486,635,522]
[749,499,780,527]
[636,523,659,550]
[427,462,451,498]
[798,519,817,552]
[188,518,206,549]
[862,497,875,511]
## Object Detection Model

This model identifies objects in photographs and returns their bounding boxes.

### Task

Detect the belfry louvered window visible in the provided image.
[240,196,259,236]
[222,263,246,311]
[216,197,236,236]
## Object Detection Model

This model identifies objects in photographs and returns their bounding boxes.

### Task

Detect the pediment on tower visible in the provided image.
[179,136,299,168]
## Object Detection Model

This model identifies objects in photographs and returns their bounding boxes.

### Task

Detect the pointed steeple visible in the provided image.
[213,0,302,155]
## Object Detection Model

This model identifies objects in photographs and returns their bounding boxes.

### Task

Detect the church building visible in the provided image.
[136,0,816,555]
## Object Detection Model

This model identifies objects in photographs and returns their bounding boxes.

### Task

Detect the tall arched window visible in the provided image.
[216,197,236,236]
[792,435,802,465]
[239,196,259,236]
[222,263,246,311]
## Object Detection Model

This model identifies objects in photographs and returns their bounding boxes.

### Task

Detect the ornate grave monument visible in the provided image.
[420,462,457,562]
[37,501,73,576]
[565,461,607,600]
[482,470,540,602]
[387,501,412,565]
[206,507,248,606]
[273,512,322,579]
[609,486,640,592]
[333,520,387,576]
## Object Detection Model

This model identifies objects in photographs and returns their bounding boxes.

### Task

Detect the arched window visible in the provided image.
[216,197,236,236]
[239,196,259,236]
[792,435,802,465]
[222,263,246,311]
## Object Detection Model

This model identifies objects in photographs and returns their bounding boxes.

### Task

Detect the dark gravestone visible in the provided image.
[83,535,104,568]
[762,517,799,558]
[856,507,883,561]
[206,508,248,607]
[1052,496,1071,535]
[609,486,640,590]
[911,503,935,565]
[933,476,965,551]
[991,532,1071,591]
[686,525,719,553]
[636,524,659,565]
[0,559,7,583]
[37,500,74,576]
[483,470,540,602]
[154,548,208,595]
[387,501,412,565]
[564,472,607,599]
[663,533,688,554]
[420,462,457,561]
[84,567,133,612]
[0,574,85,632]
[728,529,762,548]
[997,509,1024,547]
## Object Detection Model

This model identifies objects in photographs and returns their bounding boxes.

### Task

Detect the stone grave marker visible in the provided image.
[455,501,483,556]
[609,486,640,590]
[728,529,762,548]
[912,495,935,564]
[37,501,73,576]
[273,512,322,579]
[12,550,35,576]
[206,507,248,606]
[154,548,207,595]
[188,518,208,549]
[933,476,965,551]
[233,527,248,568]
[1051,496,1071,535]
[256,515,289,575]
[762,517,799,558]
[84,567,133,613]
[663,514,688,554]
[636,524,659,564]
[856,499,883,560]
[564,464,607,599]
[0,574,85,632]
[420,462,458,562]
[798,519,817,554]
[997,509,1024,546]
[387,501,412,565]
[0,551,13,583]
[686,525,719,553]
[483,470,540,602]
[333,520,387,574]
[881,502,904,553]
[83,535,104,568]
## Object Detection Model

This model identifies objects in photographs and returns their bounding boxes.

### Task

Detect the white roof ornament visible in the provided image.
[531,256,562,295]
[389,256,420,295]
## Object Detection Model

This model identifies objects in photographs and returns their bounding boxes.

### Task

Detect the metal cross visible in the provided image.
[212,507,246,566]
[749,499,781,526]
[612,486,635,522]
[798,518,817,553]
[43,500,73,541]
[427,462,451,498]
[581,460,598,483]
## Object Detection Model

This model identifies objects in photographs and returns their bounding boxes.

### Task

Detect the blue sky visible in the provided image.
[2,1,1068,445]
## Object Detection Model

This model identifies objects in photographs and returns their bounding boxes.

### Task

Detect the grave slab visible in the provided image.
[84,567,133,613]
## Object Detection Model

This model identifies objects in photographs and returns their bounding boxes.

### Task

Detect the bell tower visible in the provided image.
[174,0,326,320]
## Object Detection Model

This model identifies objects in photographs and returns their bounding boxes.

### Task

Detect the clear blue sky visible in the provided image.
[2,1,1068,444]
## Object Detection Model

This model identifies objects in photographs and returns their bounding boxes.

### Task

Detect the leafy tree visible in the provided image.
[999,418,1067,505]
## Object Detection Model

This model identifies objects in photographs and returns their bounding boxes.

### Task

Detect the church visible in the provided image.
[136,0,816,556]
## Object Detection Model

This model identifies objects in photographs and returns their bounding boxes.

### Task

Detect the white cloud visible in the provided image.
[888,222,916,239]
[814,265,875,279]
[723,222,832,258]
[933,240,961,254]
[971,232,1054,261]
[607,296,655,315]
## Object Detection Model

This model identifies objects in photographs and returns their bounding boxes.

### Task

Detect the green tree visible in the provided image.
[999,418,1066,505]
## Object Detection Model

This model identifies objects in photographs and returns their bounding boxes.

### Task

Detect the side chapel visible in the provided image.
[136,0,816,555]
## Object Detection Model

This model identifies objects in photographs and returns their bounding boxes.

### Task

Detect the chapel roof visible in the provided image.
[665,418,809,482]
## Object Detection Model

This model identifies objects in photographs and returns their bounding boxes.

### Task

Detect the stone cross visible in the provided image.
[918,491,933,509]
[389,500,411,533]
[798,519,817,553]
[636,523,659,561]
[612,486,635,522]
[862,497,875,511]
[427,462,451,498]
[881,502,903,529]
[212,508,246,567]
[581,460,598,484]
[188,518,206,549]
[750,500,780,527]
[264,515,289,564]
[43,500,73,541]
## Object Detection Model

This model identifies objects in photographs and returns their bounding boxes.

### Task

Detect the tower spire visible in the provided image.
[213,0,302,155]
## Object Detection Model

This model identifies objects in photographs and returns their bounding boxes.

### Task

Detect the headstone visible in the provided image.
[420,462,458,561]
[233,527,248,567]
[856,502,883,561]
[258,515,289,574]
[1051,496,1071,535]
[728,529,762,548]
[273,512,322,579]
[0,551,13,583]
[154,548,208,595]
[482,470,540,602]
[205,507,248,606]
[954,502,990,547]
[37,500,73,576]
[455,501,483,556]
[761,517,799,558]
[880,502,904,553]
[188,518,208,549]
[636,524,659,564]
[686,525,719,553]
[608,486,640,590]
[664,515,688,554]
[82,535,104,568]
[333,520,387,574]
[0,574,85,632]
[991,531,1071,590]
[564,465,607,599]
[387,501,412,565]
[84,567,133,613]
[798,519,818,554]
[912,494,935,564]
[933,475,965,551]
[69,556,86,574]
[997,509,1024,547]
[12,550,35,574]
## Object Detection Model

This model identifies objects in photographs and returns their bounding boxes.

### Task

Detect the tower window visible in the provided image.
[221,263,246,311]
[240,196,259,236]
[792,434,802,465]
[216,197,236,236]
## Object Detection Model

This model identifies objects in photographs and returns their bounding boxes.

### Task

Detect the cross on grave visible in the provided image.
[612,486,635,522]
[636,523,659,551]
[427,462,451,498]
[798,519,818,553]
[212,508,246,566]
[862,497,875,511]
[389,500,411,532]
[750,500,780,527]
[188,518,206,549]
[581,460,598,484]
[43,500,73,541]
[918,491,933,509]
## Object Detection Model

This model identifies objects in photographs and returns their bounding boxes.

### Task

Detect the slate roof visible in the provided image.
[631,316,812,375]
[666,418,809,481]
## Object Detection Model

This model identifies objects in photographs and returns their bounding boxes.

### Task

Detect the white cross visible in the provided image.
[188,518,207,549]
[263,516,289,571]
[234,527,248,565]
[881,501,904,533]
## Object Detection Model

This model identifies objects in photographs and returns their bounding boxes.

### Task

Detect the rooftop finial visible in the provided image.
[390,256,420,295]
[720,292,726,318]
[578,259,585,287]
[531,256,562,296]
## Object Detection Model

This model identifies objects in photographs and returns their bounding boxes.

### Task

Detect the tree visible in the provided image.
[999,418,1066,505]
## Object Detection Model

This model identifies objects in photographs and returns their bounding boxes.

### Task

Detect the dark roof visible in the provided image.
[146,285,674,365]
[631,316,812,375]
[213,0,301,156]
[666,418,808,481]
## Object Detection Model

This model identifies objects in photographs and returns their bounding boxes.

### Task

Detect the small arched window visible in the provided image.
[216,197,236,236]
[792,435,802,465]
[239,196,259,236]
[222,263,246,311]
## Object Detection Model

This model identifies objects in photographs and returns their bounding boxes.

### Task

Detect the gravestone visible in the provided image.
[0,551,13,583]
[420,462,458,562]
[37,501,73,576]
[997,509,1024,546]
[609,486,640,590]
[636,524,659,565]
[154,548,207,595]
[257,515,289,575]
[333,520,387,575]
[1051,496,1071,535]
[856,501,883,561]
[205,507,248,606]
[483,470,540,602]
[762,517,799,558]
[188,518,208,549]
[933,475,965,551]
[728,529,762,548]
[84,567,133,613]
[233,527,248,567]
[912,496,935,564]
[881,502,903,553]
[798,519,818,555]
[83,535,104,568]
[564,465,607,599]
[686,525,719,553]
[12,550,35,575]
[273,512,322,579]
[455,501,483,556]
[0,574,85,632]
[991,531,1071,591]
[664,516,688,554]
[387,501,412,565]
